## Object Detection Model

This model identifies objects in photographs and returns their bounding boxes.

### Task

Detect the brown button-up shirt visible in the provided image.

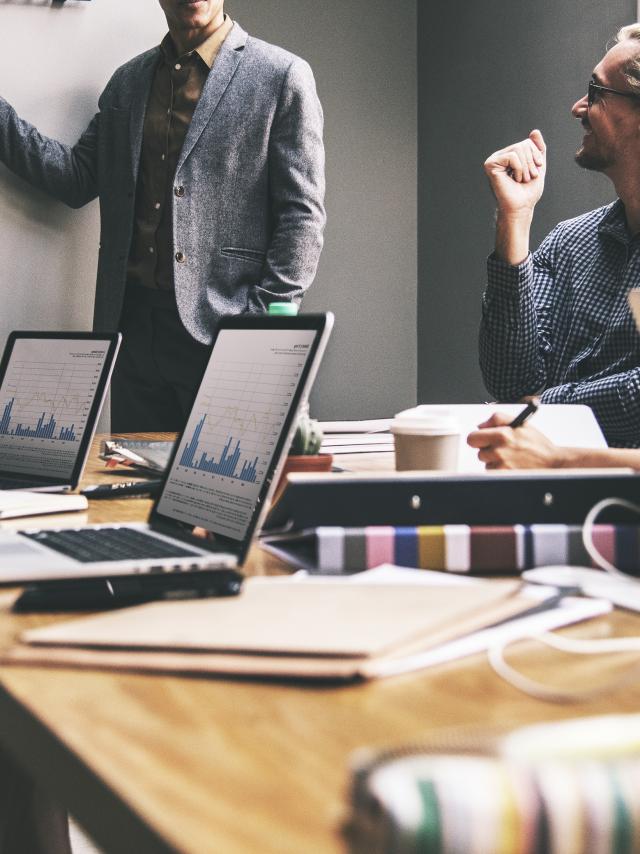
[127,17,233,291]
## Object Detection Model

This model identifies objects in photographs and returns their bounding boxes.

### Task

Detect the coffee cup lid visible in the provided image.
[390,407,461,436]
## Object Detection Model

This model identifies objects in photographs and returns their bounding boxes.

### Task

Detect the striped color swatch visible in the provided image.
[312,525,640,574]
[348,754,640,854]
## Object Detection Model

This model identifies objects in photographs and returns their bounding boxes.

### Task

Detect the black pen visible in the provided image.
[81,479,164,499]
[508,399,539,429]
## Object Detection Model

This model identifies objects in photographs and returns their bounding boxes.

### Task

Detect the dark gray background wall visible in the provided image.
[417,0,636,403]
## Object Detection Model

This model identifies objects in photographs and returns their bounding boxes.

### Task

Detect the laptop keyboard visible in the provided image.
[21,527,202,563]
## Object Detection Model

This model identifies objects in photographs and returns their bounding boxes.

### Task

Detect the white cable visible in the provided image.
[582,496,640,580]
[488,496,640,701]
[488,632,640,703]
[536,632,640,655]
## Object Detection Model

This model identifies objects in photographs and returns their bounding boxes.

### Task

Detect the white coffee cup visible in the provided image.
[390,407,461,471]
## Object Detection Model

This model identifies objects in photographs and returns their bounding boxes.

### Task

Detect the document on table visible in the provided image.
[4,569,609,682]
[0,490,87,520]
[320,433,395,454]
[319,419,391,433]
[284,565,612,677]
[319,419,394,455]
[8,575,538,681]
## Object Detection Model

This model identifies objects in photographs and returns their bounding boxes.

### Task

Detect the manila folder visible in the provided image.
[12,578,531,682]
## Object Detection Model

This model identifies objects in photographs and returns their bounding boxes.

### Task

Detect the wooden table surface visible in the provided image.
[0,436,639,854]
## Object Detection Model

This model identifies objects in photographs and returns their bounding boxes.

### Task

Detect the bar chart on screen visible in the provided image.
[179,416,259,482]
[158,327,317,539]
[0,339,110,479]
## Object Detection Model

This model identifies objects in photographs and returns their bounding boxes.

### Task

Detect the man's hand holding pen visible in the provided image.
[466,399,563,469]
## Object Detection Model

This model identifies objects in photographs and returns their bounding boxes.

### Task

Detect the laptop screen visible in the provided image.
[0,333,120,483]
[154,315,332,548]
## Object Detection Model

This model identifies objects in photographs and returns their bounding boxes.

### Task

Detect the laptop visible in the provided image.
[0,313,333,586]
[0,332,121,492]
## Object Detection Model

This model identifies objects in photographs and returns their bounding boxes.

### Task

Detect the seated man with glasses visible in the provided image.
[479,24,640,448]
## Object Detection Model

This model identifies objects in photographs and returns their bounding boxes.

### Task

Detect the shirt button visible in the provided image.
[175,251,185,263]
[148,247,155,254]
[154,202,161,210]
[175,186,185,197]
[175,63,181,71]
[161,154,166,161]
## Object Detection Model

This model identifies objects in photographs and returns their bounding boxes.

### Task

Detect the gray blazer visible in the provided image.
[0,22,325,342]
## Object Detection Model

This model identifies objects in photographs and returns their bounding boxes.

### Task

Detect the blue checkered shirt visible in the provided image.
[479,200,640,447]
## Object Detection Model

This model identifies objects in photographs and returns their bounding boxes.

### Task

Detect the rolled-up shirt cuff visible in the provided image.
[486,251,533,295]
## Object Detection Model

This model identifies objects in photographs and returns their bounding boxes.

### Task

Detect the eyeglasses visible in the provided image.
[587,79,640,108]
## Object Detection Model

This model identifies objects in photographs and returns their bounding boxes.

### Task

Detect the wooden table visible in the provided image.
[0,437,639,853]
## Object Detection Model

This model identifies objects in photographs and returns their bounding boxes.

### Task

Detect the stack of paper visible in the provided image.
[6,576,537,681]
[319,419,394,455]
[2,571,610,682]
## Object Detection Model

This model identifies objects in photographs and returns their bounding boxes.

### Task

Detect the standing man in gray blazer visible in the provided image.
[0,0,325,431]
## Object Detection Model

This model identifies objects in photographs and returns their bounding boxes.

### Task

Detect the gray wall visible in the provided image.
[417,0,637,403]
[0,0,418,422]
[0,0,165,341]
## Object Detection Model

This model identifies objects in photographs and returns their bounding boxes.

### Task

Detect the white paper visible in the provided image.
[321,433,392,446]
[372,597,612,677]
[319,419,392,433]
[0,490,87,519]
[253,567,611,679]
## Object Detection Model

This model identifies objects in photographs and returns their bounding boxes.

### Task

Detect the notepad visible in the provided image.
[13,578,535,682]
[0,490,87,520]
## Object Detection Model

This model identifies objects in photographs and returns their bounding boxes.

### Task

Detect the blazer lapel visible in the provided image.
[176,23,248,172]
[128,49,160,183]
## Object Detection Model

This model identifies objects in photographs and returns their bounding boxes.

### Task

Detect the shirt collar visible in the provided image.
[160,15,233,69]
[598,199,634,244]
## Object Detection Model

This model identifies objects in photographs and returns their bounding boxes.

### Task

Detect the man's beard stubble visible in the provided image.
[574,120,610,172]
[575,147,609,171]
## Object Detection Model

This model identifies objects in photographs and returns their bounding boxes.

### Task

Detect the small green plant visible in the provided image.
[290,410,323,455]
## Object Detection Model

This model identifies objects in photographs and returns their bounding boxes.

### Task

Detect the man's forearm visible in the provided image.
[0,97,98,208]
[494,210,534,265]
[555,446,640,470]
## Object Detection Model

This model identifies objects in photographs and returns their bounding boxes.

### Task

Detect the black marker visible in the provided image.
[508,399,539,429]
[81,479,163,499]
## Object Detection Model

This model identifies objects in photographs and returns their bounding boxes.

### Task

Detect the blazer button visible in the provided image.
[175,251,186,263]
[175,186,185,197]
